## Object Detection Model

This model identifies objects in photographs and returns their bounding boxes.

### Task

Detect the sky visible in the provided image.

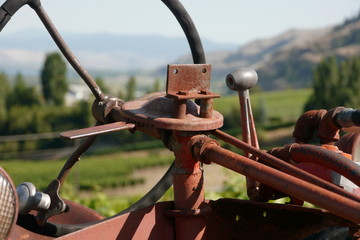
[2,0,360,46]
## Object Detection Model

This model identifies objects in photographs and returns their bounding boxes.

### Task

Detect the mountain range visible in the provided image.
[1,13,360,91]
[206,13,360,91]
[0,30,237,75]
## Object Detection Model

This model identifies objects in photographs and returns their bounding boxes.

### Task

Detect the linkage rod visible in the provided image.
[201,143,360,223]
[212,129,360,203]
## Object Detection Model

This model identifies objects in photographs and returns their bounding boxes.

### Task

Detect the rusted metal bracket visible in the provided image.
[121,64,223,131]
[166,64,220,119]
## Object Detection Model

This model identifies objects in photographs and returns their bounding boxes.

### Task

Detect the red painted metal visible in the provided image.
[6,0,360,237]
[290,144,360,187]
[10,199,359,240]
[58,202,175,240]
[336,131,360,162]
[318,107,345,144]
[166,64,219,101]
[198,140,360,223]
[170,132,206,240]
[121,92,223,131]
[238,88,260,200]
[9,200,104,240]
[293,109,327,143]
[212,129,360,203]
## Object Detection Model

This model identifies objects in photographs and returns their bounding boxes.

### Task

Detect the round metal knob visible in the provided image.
[17,182,51,214]
[226,68,258,91]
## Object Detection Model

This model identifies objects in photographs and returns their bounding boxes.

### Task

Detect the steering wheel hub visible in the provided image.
[122,64,223,131]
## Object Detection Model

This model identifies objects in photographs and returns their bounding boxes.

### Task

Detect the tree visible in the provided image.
[305,57,360,111]
[95,77,109,94]
[126,76,137,101]
[0,72,10,130]
[7,73,42,108]
[147,78,162,93]
[41,52,68,105]
[305,57,339,110]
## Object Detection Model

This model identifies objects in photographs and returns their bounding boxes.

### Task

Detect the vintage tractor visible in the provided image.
[0,0,360,239]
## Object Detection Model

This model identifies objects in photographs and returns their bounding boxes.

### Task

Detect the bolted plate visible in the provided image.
[121,92,223,131]
[166,64,219,100]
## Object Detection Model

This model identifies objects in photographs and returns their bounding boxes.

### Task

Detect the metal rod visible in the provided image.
[34,6,105,102]
[171,132,206,240]
[291,144,360,187]
[57,135,98,185]
[201,143,360,223]
[212,129,360,203]
[238,90,251,158]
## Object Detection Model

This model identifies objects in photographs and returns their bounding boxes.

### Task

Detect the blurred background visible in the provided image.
[1,0,360,215]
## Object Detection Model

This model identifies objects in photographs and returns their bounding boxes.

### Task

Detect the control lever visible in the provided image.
[226,68,260,200]
[226,68,259,156]
[17,182,51,214]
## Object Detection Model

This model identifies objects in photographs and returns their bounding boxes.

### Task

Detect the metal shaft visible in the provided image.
[201,143,360,223]
[171,132,206,240]
[212,129,360,203]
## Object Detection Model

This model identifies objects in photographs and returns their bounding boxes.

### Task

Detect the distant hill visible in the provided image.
[206,13,360,91]
[0,30,237,75]
[3,13,360,92]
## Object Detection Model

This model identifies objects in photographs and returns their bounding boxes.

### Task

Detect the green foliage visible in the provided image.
[7,73,42,108]
[147,78,162,93]
[95,77,109,94]
[305,57,360,110]
[41,52,68,105]
[217,172,248,200]
[125,76,137,100]
[0,72,10,130]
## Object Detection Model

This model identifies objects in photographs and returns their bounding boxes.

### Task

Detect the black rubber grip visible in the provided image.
[161,0,206,64]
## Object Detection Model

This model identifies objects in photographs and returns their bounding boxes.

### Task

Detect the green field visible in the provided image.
[1,150,173,191]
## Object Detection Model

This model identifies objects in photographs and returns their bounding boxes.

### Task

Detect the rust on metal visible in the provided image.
[238,90,260,200]
[121,92,223,131]
[206,199,357,240]
[166,64,220,120]
[318,107,345,144]
[212,129,360,203]
[198,140,360,223]
[166,64,215,100]
[60,122,135,140]
[336,131,360,162]
[293,109,327,143]
[59,202,175,240]
[290,144,360,187]
[165,207,212,217]
[169,132,207,240]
